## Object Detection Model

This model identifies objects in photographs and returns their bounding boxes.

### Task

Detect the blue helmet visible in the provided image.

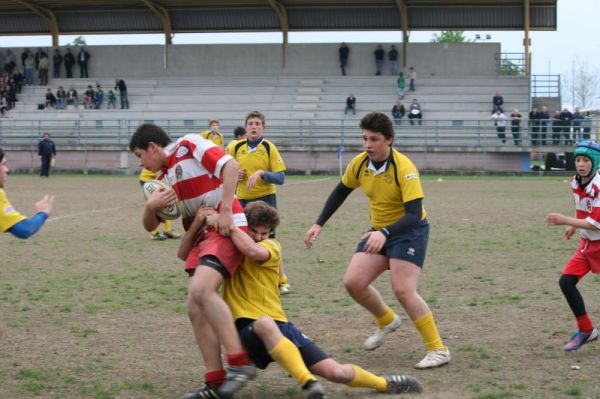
[574,140,600,175]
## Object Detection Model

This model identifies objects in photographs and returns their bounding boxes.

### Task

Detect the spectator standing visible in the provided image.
[45,88,57,109]
[374,45,385,76]
[38,133,56,178]
[78,47,91,78]
[396,72,405,99]
[107,90,117,109]
[551,110,561,145]
[34,48,42,71]
[12,70,24,94]
[409,67,416,91]
[93,85,104,109]
[391,100,405,126]
[583,112,593,140]
[510,109,522,145]
[339,42,349,76]
[20,48,30,70]
[491,109,507,144]
[539,106,550,145]
[492,91,504,113]
[559,108,574,145]
[63,48,75,78]
[24,53,34,86]
[529,107,540,146]
[52,49,62,78]
[66,85,78,106]
[389,45,399,76]
[408,99,422,126]
[345,93,356,115]
[3,50,16,75]
[38,52,49,86]
[114,78,129,109]
[572,107,584,142]
[56,86,66,109]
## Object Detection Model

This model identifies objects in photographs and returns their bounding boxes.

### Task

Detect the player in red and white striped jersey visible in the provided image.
[130,124,256,398]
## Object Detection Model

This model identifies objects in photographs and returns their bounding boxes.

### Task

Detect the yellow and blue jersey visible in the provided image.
[222,238,287,323]
[232,138,286,200]
[0,189,26,232]
[200,130,225,147]
[139,168,158,183]
[342,149,426,230]
[226,139,240,156]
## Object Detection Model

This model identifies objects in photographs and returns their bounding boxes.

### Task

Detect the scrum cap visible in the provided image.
[574,140,600,175]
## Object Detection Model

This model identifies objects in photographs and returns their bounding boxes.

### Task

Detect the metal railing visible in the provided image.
[496,53,526,76]
[531,74,561,98]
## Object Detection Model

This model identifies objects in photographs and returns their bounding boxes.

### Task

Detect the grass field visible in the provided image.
[1,174,599,399]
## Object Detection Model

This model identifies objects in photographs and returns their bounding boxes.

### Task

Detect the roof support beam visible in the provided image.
[268,0,288,68]
[524,0,531,75]
[14,0,59,47]
[394,0,409,68]
[141,0,173,45]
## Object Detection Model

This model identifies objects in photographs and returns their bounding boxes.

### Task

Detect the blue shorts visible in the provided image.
[239,194,277,209]
[356,220,429,268]
[236,318,329,370]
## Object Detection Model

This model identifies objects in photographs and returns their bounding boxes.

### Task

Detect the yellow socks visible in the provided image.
[413,311,445,351]
[376,307,395,328]
[279,271,288,285]
[163,220,172,233]
[268,338,315,386]
[345,364,387,392]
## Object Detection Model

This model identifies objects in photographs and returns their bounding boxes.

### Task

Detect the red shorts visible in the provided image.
[563,238,600,279]
[184,229,244,277]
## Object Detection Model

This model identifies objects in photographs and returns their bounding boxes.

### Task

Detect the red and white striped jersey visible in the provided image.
[571,172,600,241]
[159,134,247,229]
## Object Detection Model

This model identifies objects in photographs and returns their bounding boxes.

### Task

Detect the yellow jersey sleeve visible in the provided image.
[341,153,368,189]
[0,189,27,232]
[267,143,286,174]
[222,239,287,323]
[396,154,425,204]
[138,168,157,182]
[226,140,239,156]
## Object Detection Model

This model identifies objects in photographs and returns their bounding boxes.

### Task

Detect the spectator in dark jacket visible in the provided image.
[63,48,75,78]
[45,88,57,109]
[77,47,91,78]
[528,107,540,146]
[344,93,356,115]
[558,108,574,145]
[339,43,349,76]
[38,132,56,178]
[374,45,385,76]
[114,78,129,109]
[52,49,62,78]
[538,106,550,145]
[492,91,504,113]
[392,100,405,126]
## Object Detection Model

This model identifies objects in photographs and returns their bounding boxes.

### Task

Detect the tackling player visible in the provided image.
[139,167,181,240]
[304,112,450,369]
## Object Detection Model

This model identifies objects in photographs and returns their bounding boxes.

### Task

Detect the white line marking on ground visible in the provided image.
[286,177,333,186]
[47,205,140,222]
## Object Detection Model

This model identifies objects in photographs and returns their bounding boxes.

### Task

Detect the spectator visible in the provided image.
[572,107,584,142]
[3,84,16,110]
[391,100,405,126]
[510,109,522,145]
[38,52,49,86]
[491,109,507,144]
[3,50,16,75]
[93,85,104,109]
[20,48,30,70]
[12,70,24,94]
[24,53,34,86]
[63,48,75,78]
[78,47,91,78]
[56,86,66,109]
[38,132,56,178]
[52,48,62,78]
[114,78,129,109]
[107,90,117,109]
[34,48,43,71]
[492,91,504,113]
[66,85,78,106]
[409,67,416,91]
[396,71,405,99]
[374,45,385,76]
[559,108,574,145]
[528,107,540,146]
[389,45,399,76]
[539,106,550,145]
[408,98,422,126]
[339,42,349,76]
[551,110,561,145]
[0,94,8,117]
[45,88,57,109]
[582,111,593,140]
[344,93,356,115]
[83,85,94,109]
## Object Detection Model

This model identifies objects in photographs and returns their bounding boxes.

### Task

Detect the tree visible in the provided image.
[499,59,523,76]
[562,58,600,108]
[430,31,469,43]
[65,36,87,46]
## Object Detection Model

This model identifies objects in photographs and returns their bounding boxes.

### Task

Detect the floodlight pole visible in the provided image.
[395,0,409,67]
[524,0,531,75]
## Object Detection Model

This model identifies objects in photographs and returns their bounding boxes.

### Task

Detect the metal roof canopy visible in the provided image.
[0,0,556,72]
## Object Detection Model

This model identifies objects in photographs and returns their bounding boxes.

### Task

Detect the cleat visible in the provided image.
[151,232,167,241]
[363,314,401,350]
[180,385,222,399]
[217,364,257,398]
[385,375,423,394]
[164,230,182,239]
[414,347,451,369]
[279,283,291,295]
[564,327,598,351]
[302,380,327,399]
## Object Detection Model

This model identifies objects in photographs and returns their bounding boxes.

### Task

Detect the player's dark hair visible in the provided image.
[233,126,246,139]
[0,148,4,162]
[360,112,394,141]
[245,201,280,231]
[245,111,266,126]
[129,123,172,151]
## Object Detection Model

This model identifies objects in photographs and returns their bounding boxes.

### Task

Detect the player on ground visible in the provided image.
[200,119,225,150]
[129,124,255,399]
[0,148,54,337]
[181,201,423,398]
[229,111,291,294]
[304,112,450,369]
[546,140,600,351]
[139,167,181,240]
[225,126,246,156]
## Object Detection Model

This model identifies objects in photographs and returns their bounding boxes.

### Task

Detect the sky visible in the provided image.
[0,0,597,103]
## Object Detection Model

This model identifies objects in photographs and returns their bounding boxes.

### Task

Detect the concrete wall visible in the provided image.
[14,42,501,78]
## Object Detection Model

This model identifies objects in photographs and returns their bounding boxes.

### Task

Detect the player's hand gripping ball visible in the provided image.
[142,180,181,220]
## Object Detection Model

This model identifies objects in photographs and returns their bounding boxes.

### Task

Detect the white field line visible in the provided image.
[47,204,140,222]
[285,177,333,186]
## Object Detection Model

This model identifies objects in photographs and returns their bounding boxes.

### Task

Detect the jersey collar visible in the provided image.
[367,149,394,176]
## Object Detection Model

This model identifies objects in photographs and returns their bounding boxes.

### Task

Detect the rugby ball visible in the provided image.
[142,179,181,221]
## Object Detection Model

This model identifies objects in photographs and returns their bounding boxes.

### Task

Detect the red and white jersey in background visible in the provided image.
[571,172,600,241]
[159,134,247,229]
